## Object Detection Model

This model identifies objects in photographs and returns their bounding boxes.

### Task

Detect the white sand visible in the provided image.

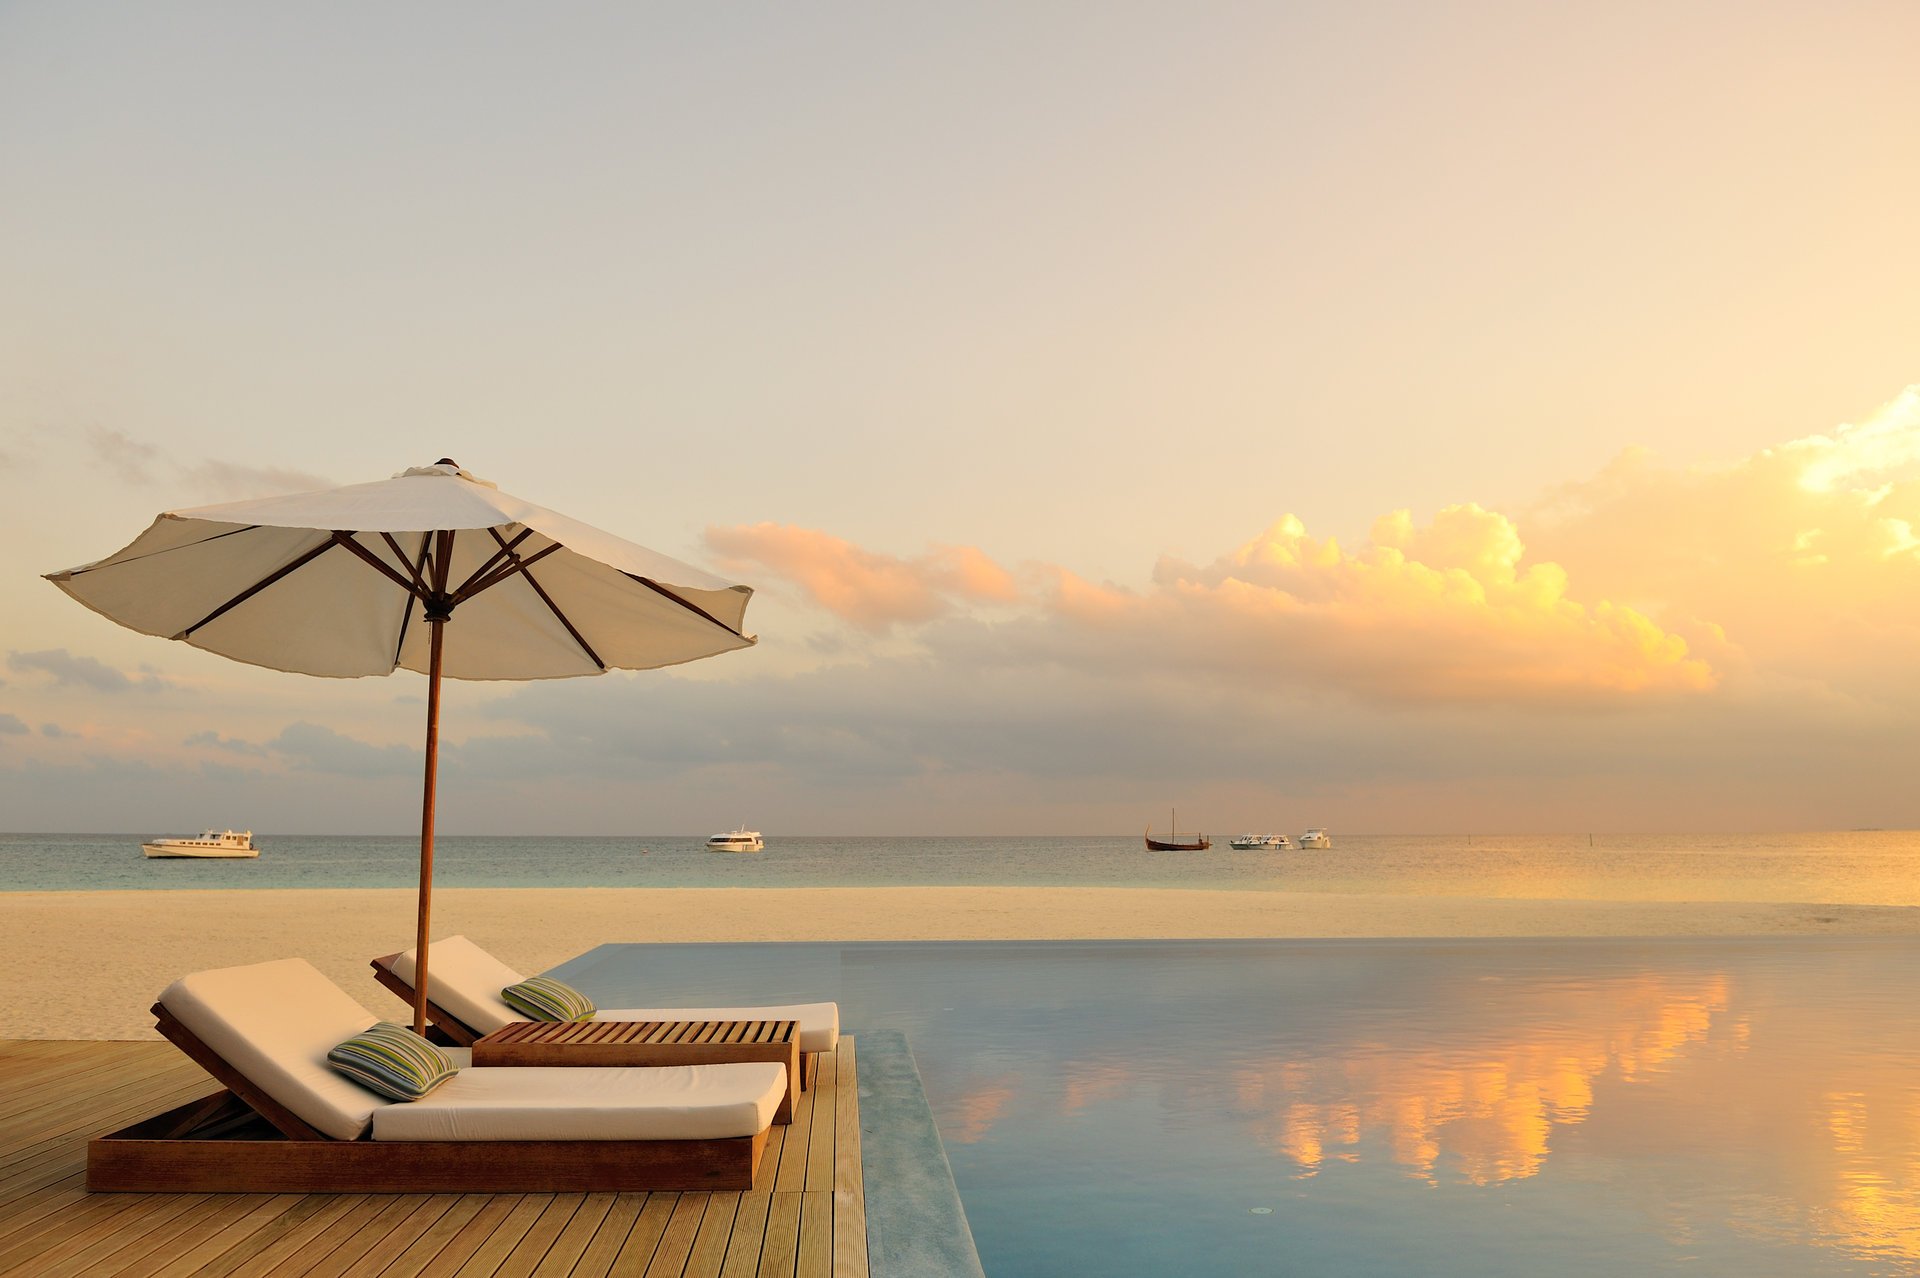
[5,886,1916,1039]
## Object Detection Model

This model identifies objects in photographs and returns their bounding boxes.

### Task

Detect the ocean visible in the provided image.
[4,830,1919,904]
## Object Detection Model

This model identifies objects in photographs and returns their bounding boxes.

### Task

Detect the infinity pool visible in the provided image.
[554,937,1920,1276]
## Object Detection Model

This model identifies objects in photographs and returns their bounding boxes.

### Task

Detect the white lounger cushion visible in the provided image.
[159,957,384,1141]
[372,1061,784,1142]
[160,960,784,1146]
[391,936,841,1052]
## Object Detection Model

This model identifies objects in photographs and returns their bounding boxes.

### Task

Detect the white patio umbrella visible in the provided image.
[45,459,755,1034]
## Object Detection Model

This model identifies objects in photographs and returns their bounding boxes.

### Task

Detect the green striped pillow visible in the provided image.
[501,976,596,1022]
[327,1022,460,1101]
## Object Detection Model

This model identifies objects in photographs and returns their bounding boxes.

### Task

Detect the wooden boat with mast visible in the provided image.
[1145,808,1210,851]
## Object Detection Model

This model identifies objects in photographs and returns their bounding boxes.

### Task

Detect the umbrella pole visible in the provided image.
[412,616,446,1036]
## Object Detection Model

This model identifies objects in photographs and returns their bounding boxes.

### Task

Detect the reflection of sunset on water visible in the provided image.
[1248,973,1730,1184]
[912,941,1920,1272]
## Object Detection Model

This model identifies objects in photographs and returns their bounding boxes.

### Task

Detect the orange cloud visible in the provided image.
[1046,503,1716,704]
[705,523,1021,631]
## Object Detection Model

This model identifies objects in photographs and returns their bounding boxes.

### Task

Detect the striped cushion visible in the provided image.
[500,976,596,1023]
[326,1022,460,1101]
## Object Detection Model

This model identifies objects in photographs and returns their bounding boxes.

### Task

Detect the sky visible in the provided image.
[1,2,1917,834]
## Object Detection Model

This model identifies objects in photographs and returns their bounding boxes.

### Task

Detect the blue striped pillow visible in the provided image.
[327,1022,460,1101]
[501,976,596,1022]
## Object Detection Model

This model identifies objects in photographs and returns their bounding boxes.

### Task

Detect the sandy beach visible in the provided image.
[5,886,1917,1039]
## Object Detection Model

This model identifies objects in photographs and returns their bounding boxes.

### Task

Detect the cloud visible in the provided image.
[266,722,418,778]
[1522,385,1920,704]
[706,523,1022,631]
[1033,504,1714,705]
[715,505,1712,706]
[7,648,172,694]
[180,460,334,500]
[0,714,27,736]
[84,427,331,500]
[185,730,267,756]
[87,428,165,485]
[39,723,66,739]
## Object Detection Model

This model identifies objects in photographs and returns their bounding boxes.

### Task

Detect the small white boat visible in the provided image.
[1228,834,1293,850]
[1299,828,1331,849]
[142,829,258,859]
[705,828,765,853]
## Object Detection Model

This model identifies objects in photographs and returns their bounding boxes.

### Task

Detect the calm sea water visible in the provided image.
[4,830,1920,904]
[560,937,1920,1277]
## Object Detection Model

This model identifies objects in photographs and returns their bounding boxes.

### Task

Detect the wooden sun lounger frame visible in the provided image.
[369,952,820,1089]
[87,1002,769,1193]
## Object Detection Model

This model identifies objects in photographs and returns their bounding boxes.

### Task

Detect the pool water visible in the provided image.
[554,937,1920,1276]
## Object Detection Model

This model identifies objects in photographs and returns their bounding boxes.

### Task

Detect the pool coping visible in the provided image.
[854,1029,986,1278]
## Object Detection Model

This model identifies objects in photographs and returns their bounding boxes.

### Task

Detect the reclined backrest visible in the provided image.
[158,956,386,1140]
[388,935,525,1036]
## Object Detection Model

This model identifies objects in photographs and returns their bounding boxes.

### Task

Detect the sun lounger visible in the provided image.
[88,957,785,1192]
[370,935,840,1079]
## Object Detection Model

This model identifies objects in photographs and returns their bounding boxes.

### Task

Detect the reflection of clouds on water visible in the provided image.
[933,954,1920,1270]
[1248,973,1730,1185]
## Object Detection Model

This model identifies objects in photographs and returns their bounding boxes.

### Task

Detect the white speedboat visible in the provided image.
[1228,834,1293,849]
[705,828,765,852]
[1299,828,1331,849]
[142,829,258,859]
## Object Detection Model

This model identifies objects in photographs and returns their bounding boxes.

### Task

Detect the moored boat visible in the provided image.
[142,829,258,859]
[1146,809,1210,851]
[1299,828,1331,849]
[1228,833,1293,849]
[705,828,765,852]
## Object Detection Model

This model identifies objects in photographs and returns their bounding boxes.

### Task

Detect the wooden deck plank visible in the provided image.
[518,1191,613,1277]
[489,1193,586,1278]
[135,1193,309,1278]
[607,1191,681,1276]
[185,1194,343,1278]
[642,1193,708,1277]
[804,1065,836,1193]
[84,1194,242,1278]
[433,1192,553,1278]
[4,1188,209,1276]
[757,1193,801,1278]
[240,1194,403,1278]
[0,1184,148,1271]
[683,1191,741,1278]
[566,1192,647,1278]
[717,1194,772,1278]
[330,1194,465,1278]
[772,1079,814,1193]
[407,1194,527,1278]
[830,1040,868,1278]
[0,1041,868,1278]
[795,1192,832,1278]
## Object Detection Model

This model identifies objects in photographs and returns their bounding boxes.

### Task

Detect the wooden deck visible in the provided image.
[0,1037,867,1277]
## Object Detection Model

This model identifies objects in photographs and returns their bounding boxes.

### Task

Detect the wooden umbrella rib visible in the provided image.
[471,528,605,671]
[450,527,535,599]
[50,523,262,579]
[452,541,563,606]
[391,534,432,667]
[331,531,434,600]
[379,532,429,593]
[175,536,340,639]
[625,574,745,639]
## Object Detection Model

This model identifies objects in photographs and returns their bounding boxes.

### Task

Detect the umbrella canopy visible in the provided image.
[46,459,755,1032]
